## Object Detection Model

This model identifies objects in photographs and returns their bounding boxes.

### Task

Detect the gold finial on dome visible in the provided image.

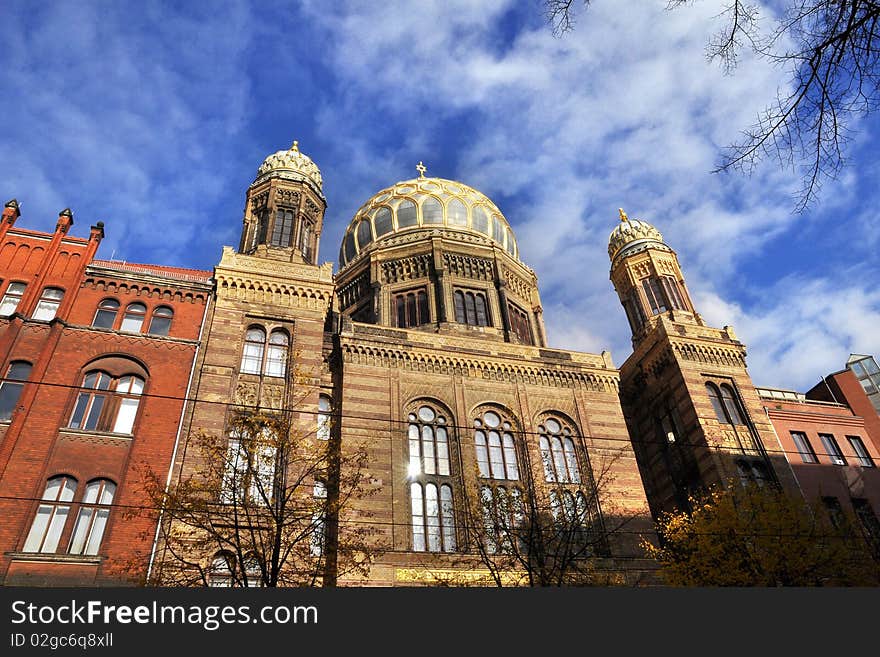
[416,161,427,179]
[291,140,299,152]
[619,208,628,223]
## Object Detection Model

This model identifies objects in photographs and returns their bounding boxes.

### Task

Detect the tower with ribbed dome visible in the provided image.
[239,141,326,264]
[335,164,545,346]
[609,210,797,519]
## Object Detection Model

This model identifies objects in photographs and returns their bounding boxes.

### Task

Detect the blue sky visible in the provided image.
[2,0,878,391]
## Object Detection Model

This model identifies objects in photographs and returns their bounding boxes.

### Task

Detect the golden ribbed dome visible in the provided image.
[339,170,518,268]
[255,140,323,192]
[608,209,666,261]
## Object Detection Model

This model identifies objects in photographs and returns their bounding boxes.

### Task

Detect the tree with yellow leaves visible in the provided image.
[643,482,880,586]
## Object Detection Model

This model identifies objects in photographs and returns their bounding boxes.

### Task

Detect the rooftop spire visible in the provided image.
[619,208,628,223]
[416,161,427,179]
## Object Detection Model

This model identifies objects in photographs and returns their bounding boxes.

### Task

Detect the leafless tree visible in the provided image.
[546,1,880,210]
[125,404,379,587]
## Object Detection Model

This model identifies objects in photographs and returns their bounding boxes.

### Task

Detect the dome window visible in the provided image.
[422,198,443,224]
[356,219,373,249]
[374,208,393,238]
[344,232,357,263]
[397,200,417,228]
[492,215,505,242]
[447,199,468,226]
[472,206,489,235]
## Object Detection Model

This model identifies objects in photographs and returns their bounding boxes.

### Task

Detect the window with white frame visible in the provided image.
[0,282,26,315]
[68,479,116,555]
[32,287,64,321]
[408,403,457,552]
[23,476,78,553]
[68,370,145,434]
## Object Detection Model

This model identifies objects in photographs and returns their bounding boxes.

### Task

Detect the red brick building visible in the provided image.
[0,200,211,585]
[758,385,880,552]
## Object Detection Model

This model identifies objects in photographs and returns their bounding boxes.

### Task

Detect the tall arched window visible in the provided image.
[240,327,266,374]
[538,417,581,484]
[148,306,174,335]
[317,394,332,441]
[311,479,327,557]
[23,476,78,553]
[265,330,289,377]
[720,384,746,425]
[299,220,314,263]
[706,382,747,425]
[68,479,116,555]
[32,287,64,321]
[454,290,491,327]
[408,403,457,552]
[69,371,145,434]
[0,361,32,421]
[92,299,120,328]
[271,209,295,247]
[706,383,728,423]
[209,552,234,587]
[120,302,147,332]
[507,303,533,345]
[474,408,520,480]
[394,288,429,328]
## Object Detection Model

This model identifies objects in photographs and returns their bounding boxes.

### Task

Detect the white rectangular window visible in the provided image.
[32,288,64,321]
[0,282,26,315]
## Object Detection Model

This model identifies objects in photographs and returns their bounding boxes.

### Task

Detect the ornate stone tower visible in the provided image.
[238,141,326,265]
[610,210,796,517]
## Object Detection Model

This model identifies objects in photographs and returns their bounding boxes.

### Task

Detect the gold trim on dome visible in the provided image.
[256,139,323,191]
[339,176,518,268]
[607,211,665,261]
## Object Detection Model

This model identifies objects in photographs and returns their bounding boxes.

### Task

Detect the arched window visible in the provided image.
[148,306,173,336]
[92,299,120,328]
[707,382,747,426]
[271,209,295,247]
[311,479,327,557]
[408,402,457,552]
[447,199,467,226]
[265,330,289,377]
[397,200,417,227]
[317,394,332,441]
[374,207,393,236]
[421,198,442,224]
[356,218,373,249]
[299,219,314,263]
[0,282,26,315]
[394,288,429,328]
[240,327,266,374]
[0,361,32,421]
[120,302,147,332]
[720,385,746,425]
[23,476,78,553]
[68,479,116,555]
[454,290,491,327]
[472,206,490,234]
[706,383,728,423]
[538,417,581,483]
[641,278,669,315]
[507,302,533,345]
[661,277,688,311]
[69,371,145,434]
[209,552,234,587]
[474,409,520,480]
[32,287,64,321]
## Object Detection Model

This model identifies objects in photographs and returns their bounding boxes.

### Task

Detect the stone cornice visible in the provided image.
[339,326,619,392]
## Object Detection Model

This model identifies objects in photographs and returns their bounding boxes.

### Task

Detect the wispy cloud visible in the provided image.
[2,0,877,391]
